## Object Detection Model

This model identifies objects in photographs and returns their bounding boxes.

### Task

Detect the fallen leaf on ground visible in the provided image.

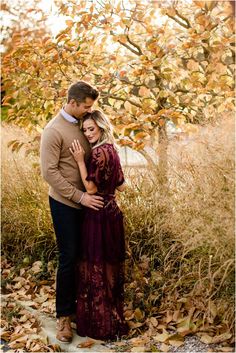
[129,337,148,346]
[0,330,11,340]
[211,332,232,344]
[160,343,170,352]
[134,308,144,321]
[77,339,96,348]
[128,321,145,329]
[218,347,234,352]
[153,330,169,343]
[168,333,184,347]
[131,346,146,352]
[200,334,213,344]
[150,317,158,327]
[114,342,127,346]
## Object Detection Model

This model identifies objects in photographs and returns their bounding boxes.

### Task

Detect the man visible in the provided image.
[40,81,104,343]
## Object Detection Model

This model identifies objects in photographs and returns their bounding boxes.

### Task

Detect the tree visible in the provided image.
[2,0,235,176]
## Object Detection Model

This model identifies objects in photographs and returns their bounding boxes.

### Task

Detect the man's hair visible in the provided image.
[67,81,99,104]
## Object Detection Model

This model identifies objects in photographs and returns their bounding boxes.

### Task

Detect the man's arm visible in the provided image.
[40,128,103,210]
[40,127,84,203]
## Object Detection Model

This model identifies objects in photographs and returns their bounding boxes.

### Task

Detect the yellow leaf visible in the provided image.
[124,309,134,320]
[133,132,149,141]
[215,63,227,75]
[65,40,75,47]
[131,347,146,352]
[187,60,199,71]
[44,46,56,54]
[150,317,158,327]
[125,123,141,130]
[42,36,51,44]
[129,337,148,346]
[165,310,173,324]
[66,20,74,27]
[118,34,127,44]
[56,34,68,43]
[128,321,145,329]
[134,308,144,321]
[31,343,44,352]
[159,90,169,98]
[2,95,12,104]
[211,333,232,344]
[139,86,151,97]
[169,333,184,347]
[119,139,134,147]
[36,125,43,133]
[153,331,170,343]
[135,142,145,151]
[0,330,11,340]
[124,101,132,113]
[19,315,28,323]
[200,334,213,344]
[167,8,176,16]
[220,348,234,352]
[160,343,170,352]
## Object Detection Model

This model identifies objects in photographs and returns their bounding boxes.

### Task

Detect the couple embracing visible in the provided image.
[40,81,128,342]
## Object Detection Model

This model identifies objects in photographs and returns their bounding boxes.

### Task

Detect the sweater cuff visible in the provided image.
[71,189,84,203]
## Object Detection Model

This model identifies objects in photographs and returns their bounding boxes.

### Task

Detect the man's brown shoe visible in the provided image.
[56,316,73,343]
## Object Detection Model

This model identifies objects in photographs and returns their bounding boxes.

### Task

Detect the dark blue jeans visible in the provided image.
[49,196,83,318]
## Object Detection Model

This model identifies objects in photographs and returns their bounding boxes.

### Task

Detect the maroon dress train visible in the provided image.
[76,143,128,340]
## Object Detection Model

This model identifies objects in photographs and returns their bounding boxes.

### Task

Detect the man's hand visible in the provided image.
[80,193,104,210]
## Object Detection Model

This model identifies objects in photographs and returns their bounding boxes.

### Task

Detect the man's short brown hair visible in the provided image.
[67,81,99,103]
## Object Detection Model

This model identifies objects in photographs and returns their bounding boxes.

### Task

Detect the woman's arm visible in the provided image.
[70,140,98,195]
[116,182,126,192]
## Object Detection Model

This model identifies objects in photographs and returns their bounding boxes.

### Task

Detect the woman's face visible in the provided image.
[83,118,102,144]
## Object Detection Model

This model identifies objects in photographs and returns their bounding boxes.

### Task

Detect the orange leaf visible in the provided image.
[159,118,165,126]
[77,339,95,348]
[66,20,74,27]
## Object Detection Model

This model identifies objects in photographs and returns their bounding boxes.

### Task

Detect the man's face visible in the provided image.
[71,97,95,119]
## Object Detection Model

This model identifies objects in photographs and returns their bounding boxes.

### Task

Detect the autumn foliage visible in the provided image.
[2,0,235,153]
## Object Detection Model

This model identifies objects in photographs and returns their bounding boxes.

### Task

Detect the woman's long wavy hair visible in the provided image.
[82,110,118,149]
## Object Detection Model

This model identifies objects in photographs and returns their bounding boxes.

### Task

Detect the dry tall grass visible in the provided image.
[119,116,234,329]
[1,124,56,264]
[1,117,235,330]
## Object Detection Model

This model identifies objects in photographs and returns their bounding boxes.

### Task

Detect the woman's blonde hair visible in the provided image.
[82,110,118,149]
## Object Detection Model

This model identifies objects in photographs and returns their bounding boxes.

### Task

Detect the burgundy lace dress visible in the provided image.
[76,143,128,340]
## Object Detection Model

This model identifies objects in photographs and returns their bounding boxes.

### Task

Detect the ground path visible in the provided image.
[1,295,233,353]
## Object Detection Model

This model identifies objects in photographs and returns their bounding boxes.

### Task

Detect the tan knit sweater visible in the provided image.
[40,113,91,209]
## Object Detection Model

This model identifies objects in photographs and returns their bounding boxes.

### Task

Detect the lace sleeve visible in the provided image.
[86,147,106,186]
[117,163,125,186]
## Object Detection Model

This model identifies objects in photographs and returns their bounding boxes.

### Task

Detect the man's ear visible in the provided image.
[69,98,78,106]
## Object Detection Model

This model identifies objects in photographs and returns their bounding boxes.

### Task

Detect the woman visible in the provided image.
[70,110,128,340]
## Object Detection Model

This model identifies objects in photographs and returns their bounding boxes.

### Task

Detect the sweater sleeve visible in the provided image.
[40,127,83,203]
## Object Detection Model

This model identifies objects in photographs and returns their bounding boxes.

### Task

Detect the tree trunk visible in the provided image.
[158,123,168,188]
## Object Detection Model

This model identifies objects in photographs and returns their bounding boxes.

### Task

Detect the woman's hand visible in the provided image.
[69,139,85,164]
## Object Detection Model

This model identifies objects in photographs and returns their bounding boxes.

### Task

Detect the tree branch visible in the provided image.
[175,9,191,28]
[117,39,141,55]
[101,94,142,108]
[166,14,189,29]
[126,33,142,55]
